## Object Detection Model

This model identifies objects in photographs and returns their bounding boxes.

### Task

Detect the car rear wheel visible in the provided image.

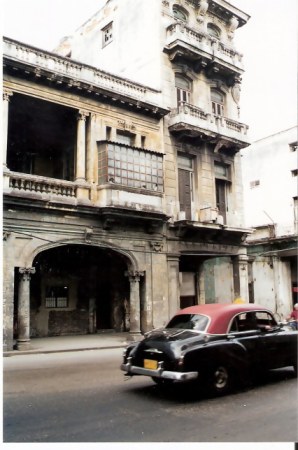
[208,365,233,395]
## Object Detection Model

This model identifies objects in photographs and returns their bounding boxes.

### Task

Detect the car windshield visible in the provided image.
[166,314,209,332]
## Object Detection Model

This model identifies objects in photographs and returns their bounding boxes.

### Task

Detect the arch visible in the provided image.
[207,23,221,39]
[173,4,189,22]
[28,239,139,273]
[28,243,140,336]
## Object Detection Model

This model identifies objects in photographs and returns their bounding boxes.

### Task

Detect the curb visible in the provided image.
[3,344,128,357]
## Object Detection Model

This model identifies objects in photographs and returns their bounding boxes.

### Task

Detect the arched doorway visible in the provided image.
[30,245,130,337]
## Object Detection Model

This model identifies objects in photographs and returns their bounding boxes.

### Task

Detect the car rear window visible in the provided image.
[166,314,209,332]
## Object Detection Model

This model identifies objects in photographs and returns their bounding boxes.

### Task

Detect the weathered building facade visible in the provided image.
[3,0,251,351]
[241,127,298,319]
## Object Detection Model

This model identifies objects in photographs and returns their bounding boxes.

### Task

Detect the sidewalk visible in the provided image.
[3,332,133,357]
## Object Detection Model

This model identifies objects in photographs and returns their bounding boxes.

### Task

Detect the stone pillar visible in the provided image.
[3,89,13,169]
[233,253,249,302]
[86,113,96,184]
[17,267,35,350]
[75,110,88,182]
[125,270,144,336]
[167,254,180,317]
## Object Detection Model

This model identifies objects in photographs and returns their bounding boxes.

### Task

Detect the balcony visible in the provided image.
[4,169,165,215]
[3,37,168,118]
[168,102,249,149]
[164,22,244,83]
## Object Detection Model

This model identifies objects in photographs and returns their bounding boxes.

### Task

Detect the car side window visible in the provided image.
[231,311,277,333]
[255,312,277,330]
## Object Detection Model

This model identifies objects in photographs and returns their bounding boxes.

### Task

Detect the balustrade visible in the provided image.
[165,22,243,69]
[169,102,249,141]
[4,38,159,104]
[8,173,77,198]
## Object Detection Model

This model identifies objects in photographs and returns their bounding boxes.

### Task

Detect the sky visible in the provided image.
[1,0,297,142]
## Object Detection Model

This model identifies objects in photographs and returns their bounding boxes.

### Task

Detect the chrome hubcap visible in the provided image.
[214,366,228,389]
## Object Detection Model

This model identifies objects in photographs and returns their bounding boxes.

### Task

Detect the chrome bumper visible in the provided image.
[121,357,198,381]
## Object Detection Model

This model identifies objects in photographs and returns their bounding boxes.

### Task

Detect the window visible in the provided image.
[214,162,230,180]
[250,180,260,189]
[207,23,221,39]
[178,153,194,220]
[294,197,298,223]
[289,142,298,152]
[45,286,68,308]
[230,311,276,333]
[106,126,112,140]
[173,5,188,22]
[291,169,298,177]
[102,22,113,47]
[175,74,191,106]
[166,314,209,332]
[214,162,230,223]
[98,142,163,192]
[211,89,224,116]
[141,136,146,148]
[116,131,134,146]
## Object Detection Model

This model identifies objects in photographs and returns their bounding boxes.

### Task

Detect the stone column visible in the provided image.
[75,110,88,182]
[125,270,144,336]
[167,254,180,317]
[17,267,35,350]
[233,253,249,302]
[3,89,13,169]
[86,113,96,184]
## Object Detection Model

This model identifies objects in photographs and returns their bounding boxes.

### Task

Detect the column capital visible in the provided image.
[77,110,89,121]
[125,270,145,282]
[19,267,36,280]
[3,89,13,102]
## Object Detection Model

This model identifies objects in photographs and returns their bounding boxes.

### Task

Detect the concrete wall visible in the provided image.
[241,126,297,235]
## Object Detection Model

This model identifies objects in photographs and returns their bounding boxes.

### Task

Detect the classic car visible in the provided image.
[121,303,298,395]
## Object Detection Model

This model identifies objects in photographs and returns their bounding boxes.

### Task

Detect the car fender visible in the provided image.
[183,338,250,382]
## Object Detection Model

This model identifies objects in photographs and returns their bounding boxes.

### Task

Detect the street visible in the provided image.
[3,348,298,443]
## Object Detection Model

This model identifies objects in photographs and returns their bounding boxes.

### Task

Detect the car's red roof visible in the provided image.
[175,303,272,334]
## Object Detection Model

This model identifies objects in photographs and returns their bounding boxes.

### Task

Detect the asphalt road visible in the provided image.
[3,348,298,443]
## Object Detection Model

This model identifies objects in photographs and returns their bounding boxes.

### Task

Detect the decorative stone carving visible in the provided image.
[232,82,241,105]
[117,119,136,132]
[3,231,11,241]
[150,241,164,252]
[125,270,145,282]
[3,89,13,102]
[228,16,239,39]
[19,267,36,280]
[84,227,93,243]
[198,0,208,16]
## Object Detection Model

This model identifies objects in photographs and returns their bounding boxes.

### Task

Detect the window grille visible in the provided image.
[98,142,164,192]
[102,22,113,47]
[45,286,68,308]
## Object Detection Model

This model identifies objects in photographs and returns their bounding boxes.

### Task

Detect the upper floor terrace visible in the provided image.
[3,37,167,118]
[168,102,249,151]
[164,21,244,83]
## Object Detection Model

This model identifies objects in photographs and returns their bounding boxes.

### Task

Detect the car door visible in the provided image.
[255,311,293,370]
[229,313,263,370]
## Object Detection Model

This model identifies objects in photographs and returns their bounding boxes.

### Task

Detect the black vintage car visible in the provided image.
[121,303,298,394]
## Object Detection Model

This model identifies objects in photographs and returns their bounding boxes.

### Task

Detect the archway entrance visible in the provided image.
[30,245,130,337]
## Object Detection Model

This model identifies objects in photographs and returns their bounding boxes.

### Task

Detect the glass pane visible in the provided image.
[178,154,193,169]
